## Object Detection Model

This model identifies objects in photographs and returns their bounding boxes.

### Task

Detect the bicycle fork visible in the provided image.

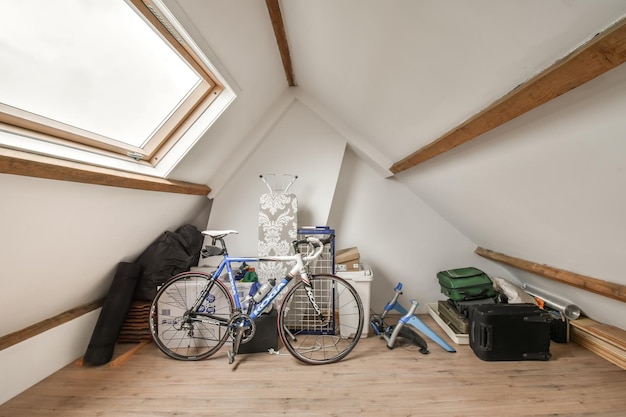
[280,281,327,344]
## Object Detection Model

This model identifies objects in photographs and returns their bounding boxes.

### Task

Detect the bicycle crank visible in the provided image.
[227,313,256,364]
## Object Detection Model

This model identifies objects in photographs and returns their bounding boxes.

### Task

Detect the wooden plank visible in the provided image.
[266,0,296,86]
[475,246,626,303]
[571,330,626,364]
[571,317,626,348]
[390,17,626,174]
[0,147,210,196]
[570,319,626,371]
[109,340,152,367]
[0,299,104,351]
[571,331,626,370]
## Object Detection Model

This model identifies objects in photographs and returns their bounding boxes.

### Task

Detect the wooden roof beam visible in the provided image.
[266,0,296,86]
[475,247,626,303]
[0,147,210,195]
[390,17,626,175]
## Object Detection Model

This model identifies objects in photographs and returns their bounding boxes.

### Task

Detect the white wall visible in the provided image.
[397,63,626,329]
[0,310,99,404]
[328,147,517,313]
[206,98,347,256]
[0,174,211,403]
[0,175,211,336]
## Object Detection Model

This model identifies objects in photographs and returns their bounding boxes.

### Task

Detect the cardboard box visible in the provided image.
[335,247,360,272]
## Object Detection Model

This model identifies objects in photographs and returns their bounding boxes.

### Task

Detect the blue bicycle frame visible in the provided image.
[195,230,325,322]
[209,255,295,320]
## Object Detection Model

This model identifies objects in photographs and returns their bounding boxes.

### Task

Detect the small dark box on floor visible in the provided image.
[545,308,570,343]
[238,310,278,354]
[550,317,569,343]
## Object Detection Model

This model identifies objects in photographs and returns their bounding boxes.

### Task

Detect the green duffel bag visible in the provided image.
[437,267,495,301]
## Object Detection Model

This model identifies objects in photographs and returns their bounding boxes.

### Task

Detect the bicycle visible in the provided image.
[149,229,365,365]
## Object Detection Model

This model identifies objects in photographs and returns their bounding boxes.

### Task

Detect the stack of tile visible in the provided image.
[117,300,152,343]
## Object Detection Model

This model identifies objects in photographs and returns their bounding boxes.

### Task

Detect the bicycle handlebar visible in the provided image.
[294,234,335,264]
[201,229,334,265]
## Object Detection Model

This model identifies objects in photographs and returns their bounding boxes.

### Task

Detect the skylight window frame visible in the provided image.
[0,0,235,178]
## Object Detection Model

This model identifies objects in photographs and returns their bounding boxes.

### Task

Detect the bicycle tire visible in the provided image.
[149,272,234,360]
[277,274,364,364]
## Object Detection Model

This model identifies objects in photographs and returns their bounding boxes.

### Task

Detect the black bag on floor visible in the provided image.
[133,224,203,301]
[84,262,142,365]
[469,303,552,361]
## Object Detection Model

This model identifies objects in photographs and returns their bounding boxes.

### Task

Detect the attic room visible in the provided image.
[1,0,626,415]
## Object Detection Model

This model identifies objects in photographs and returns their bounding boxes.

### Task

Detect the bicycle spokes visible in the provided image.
[277,275,364,365]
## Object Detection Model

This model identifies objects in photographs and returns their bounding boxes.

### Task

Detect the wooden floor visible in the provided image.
[2,315,626,417]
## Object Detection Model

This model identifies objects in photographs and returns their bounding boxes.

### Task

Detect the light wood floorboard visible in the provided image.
[2,315,625,417]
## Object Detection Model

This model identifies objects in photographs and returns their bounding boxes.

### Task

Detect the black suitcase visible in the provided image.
[469,303,552,361]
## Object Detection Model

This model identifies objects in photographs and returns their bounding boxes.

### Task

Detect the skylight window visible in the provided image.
[0,0,235,177]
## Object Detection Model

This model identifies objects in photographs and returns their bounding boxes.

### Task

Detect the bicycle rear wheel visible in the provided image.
[278,274,364,364]
[149,272,234,360]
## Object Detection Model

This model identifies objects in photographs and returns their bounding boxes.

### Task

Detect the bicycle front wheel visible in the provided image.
[149,272,234,360]
[278,274,364,364]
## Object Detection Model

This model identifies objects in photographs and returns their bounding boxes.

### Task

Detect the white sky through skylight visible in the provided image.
[0,0,200,147]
